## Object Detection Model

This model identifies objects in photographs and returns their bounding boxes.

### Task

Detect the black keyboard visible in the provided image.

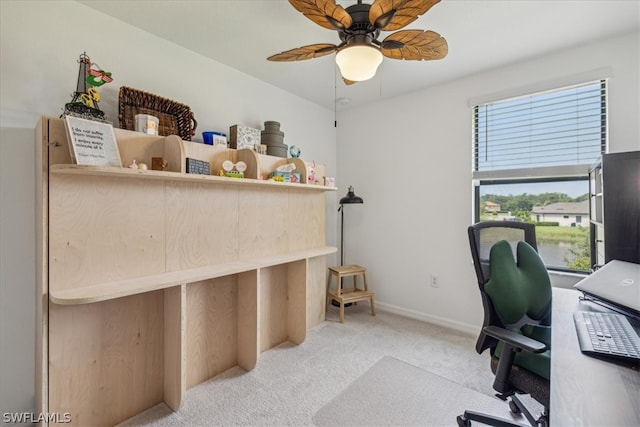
[573,311,640,362]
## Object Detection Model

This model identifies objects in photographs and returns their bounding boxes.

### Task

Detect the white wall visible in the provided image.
[0,0,337,417]
[0,128,36,419]
[336,31,640,333]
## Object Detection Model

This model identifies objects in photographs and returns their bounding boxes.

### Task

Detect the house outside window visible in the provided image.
[530,201,589,227]
[472,80,607,272]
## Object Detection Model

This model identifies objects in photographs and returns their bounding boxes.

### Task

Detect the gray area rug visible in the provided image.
[313,356,517,426]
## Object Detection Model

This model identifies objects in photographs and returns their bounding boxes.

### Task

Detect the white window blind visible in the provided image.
[473,80,607,174]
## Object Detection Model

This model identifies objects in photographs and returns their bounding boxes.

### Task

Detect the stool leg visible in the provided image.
[326,273,332,310]
[339,302,345,323]
[324,273,331,312]
[363,271,375,316]
[351,273,359,307]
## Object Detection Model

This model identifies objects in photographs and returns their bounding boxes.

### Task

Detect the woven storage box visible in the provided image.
[119,86,197,141]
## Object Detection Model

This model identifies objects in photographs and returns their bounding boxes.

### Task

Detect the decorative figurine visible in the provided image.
[63,52,113,122]
[306,161,316,184]
[152,157,168,171]
[222,160,247,178]
[128,160,138,169]
[289,145,301,158]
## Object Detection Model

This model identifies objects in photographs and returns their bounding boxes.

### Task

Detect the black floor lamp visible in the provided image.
[338,185,364,266]
[331,185,364,308]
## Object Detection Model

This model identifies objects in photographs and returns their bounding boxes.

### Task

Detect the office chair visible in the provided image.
[458,221,551,427]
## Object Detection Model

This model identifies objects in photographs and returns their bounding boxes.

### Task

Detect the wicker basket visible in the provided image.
[118,86,197,140]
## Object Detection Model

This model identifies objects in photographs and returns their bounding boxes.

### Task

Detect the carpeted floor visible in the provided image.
[119,304,532,426]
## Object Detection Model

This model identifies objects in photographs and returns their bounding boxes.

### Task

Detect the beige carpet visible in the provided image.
[313,356,518,426]
[119,306,530,426]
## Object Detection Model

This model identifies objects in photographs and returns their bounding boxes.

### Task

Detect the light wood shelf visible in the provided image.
[50,164,336,191]
[51,246,336,305]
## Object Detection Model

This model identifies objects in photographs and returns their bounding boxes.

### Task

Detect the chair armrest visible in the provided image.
[483,325,547,395]
[483,326,546,353]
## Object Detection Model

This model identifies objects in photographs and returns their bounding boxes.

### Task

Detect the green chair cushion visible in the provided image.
[486,240,552,325]
[487,240,552,380]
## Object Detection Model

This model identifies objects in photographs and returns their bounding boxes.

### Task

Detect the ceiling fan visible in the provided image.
[267,0,448,84]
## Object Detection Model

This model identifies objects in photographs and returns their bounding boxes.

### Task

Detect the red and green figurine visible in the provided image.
[63,52,113,121]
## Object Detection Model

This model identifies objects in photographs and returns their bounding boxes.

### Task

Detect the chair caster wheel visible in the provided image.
[456,415,471,427]
[509,399,521,415]
[537,415,549,427]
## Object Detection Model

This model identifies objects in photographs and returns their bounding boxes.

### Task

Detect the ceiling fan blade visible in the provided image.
[369,0,440,31]
[289,0,352,31]
[381,30,448,60]
[267,43,338,62]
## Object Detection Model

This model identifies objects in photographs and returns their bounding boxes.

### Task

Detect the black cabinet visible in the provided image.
[588,151,640,269]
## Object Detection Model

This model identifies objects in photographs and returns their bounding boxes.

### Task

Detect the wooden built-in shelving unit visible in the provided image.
[36,116,336,426]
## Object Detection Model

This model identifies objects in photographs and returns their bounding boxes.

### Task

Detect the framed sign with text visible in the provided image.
[64,116,122,167]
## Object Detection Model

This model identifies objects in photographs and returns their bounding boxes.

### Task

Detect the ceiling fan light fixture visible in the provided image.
[335,44,383,82]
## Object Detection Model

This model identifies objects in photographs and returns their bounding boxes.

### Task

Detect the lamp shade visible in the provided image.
[340,186,364,204]
[335,45,383,82]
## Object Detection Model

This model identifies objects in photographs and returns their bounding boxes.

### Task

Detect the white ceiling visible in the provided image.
[79,0,639,111]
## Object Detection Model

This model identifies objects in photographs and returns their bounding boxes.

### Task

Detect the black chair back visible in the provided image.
[468,221,541,353]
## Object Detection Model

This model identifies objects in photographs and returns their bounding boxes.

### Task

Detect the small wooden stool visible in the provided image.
[326,265,376,323]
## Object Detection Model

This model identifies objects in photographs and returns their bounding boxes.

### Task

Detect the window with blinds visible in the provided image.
[473,80,607,174]
[471,79,608,272]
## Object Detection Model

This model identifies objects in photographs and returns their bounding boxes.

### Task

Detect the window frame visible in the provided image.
[471,79,608,273]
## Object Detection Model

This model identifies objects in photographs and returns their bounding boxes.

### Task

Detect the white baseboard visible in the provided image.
[375,302,479,337]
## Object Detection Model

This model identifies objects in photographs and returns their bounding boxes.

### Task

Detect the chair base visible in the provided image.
[457,394,548,427]
[457,410,523,427]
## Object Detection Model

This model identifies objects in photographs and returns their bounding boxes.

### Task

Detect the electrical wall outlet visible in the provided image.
[430,274,439,288]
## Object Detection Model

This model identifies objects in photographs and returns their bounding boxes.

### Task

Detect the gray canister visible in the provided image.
[261,121,288,158]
